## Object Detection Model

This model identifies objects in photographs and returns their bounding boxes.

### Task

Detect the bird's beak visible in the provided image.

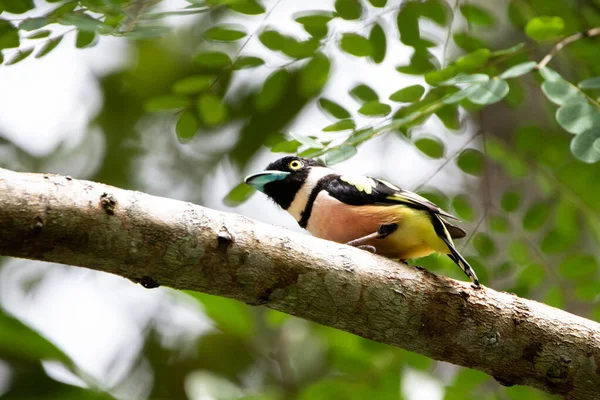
[244,170,290,193]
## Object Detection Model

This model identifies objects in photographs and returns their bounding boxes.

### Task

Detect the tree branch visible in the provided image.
[0,168,599,398]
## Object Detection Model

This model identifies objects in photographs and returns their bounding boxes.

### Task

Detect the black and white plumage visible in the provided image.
[245,156,480,287]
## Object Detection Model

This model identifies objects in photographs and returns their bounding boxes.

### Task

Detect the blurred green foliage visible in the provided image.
[1,0,600,398]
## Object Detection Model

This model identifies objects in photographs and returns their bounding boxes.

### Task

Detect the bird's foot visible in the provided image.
[357,245,376,253]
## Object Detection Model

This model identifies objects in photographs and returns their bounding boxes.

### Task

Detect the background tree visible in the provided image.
[1,0,599,399]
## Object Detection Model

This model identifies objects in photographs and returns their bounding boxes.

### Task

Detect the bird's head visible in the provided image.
[244,156,329,209]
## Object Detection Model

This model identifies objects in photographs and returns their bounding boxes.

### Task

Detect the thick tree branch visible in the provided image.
[0,168,599,398]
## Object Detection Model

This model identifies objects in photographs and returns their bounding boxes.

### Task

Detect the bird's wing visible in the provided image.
[328,175,460,221]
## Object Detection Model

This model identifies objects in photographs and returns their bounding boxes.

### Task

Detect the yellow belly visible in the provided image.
[304,192,451,259]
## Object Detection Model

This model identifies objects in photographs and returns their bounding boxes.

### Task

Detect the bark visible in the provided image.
[0,168,599,398]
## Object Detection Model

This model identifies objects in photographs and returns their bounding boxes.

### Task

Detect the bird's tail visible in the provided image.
[433,215,480,287]
[446,245,480,287]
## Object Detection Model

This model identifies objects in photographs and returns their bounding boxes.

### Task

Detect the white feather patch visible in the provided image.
[287,166,335,221]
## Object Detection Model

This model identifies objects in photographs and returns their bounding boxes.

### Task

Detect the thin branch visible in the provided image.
[536,27,600,69]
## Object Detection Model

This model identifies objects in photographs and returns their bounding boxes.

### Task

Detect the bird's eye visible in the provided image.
[289,160,303,170]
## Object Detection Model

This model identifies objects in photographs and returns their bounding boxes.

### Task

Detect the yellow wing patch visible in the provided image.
[340,175,377,194]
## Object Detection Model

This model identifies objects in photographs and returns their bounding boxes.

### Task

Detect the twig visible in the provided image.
[536,27,600,69]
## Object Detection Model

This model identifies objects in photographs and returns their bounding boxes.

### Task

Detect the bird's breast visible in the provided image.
[303,191,443,259]
[305,191,392,243]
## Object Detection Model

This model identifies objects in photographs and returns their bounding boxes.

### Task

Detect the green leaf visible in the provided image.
[122,25,169,39]
[570,127,600,163]
[325,144,357,164]
[389,85,425,102]
[510,240,530,264]
[538,66,562,82]
[489,215,509,232]
[455,48,490,72]
[345,128,374,145]
[172,75,213,95]
[358,101,391,117]
[259,30,284,50]
[419,0,448,26]
[76,30,96,48]
[295,14,332,38]
[442,86,477,104]
[145,95,188,112]
[555,101,600,134]
[578,77,600,90]
[456,148,484,175]
[339,33,372,57]
[0,20,20,49]
[414,136,445,159]
[255,69,289,111]
[140,8,210,19]
[335,0,362,20]
[499,61,537,79]
[396,49,437,75]
[501,191,520,212]
[397,3,421,46]
[19,17,48,31]
[228,0,265,15]
[176,110,199,140]
[441,74,489,85]
[2,0,34,14]
[323,119,355,131]
[197,93,227,126]
[232,56,264,69]
[368,23,386,63]
[467,79,509,105]
[368,0,386,7]
[542,78,586,105]
[59,12,107,33]
[523,202,551,231]
[453,32,487,52]
[299,53,330,97]
[194,51,231,68]
[424,66,458,86]
[518,263,545,288]
[450,195,473,221]
[435,104,460,130]
[473,233,495,257]
[5,49,33,65]
[35,36,62,58]
[319,98,351,119]
[280,37,320,59]
[525,16,564,42]
[0,308,71,363]
[290,132,324,148]
[459,4,494,26]
[350,84,378,103]
[272,139,302,153]
[558,254,598,280]
[224,182,255,206]
[204,25,246,41]
[25,29,51,39]
[490,42,526,57]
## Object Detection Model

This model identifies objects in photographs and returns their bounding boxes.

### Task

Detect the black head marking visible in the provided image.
[262,157,324,210]
[265,156,325,172]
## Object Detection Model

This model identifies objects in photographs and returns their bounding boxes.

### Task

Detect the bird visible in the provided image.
[244,156,480,287]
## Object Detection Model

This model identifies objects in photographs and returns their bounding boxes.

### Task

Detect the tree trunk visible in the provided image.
[0,168,599,398]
